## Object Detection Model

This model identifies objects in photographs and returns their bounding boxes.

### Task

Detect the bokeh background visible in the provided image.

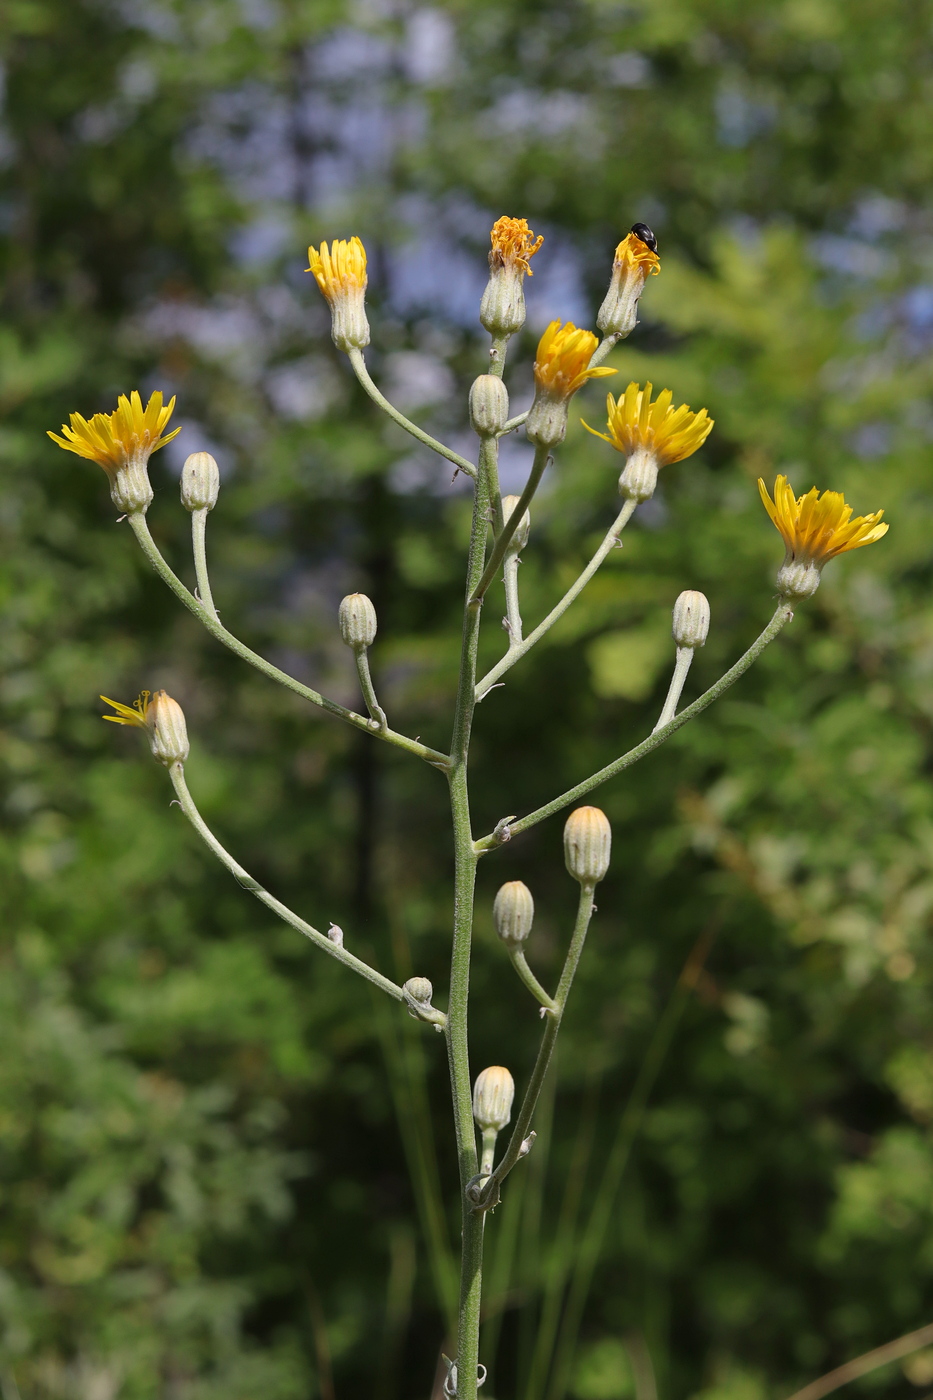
[3,0,933,1396]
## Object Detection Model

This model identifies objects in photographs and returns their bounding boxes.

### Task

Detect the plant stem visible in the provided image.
[168,763,405,1001]
[471,445,550,605]
[480,885,596,1205]
[653,645,694,731]
[476,601,794,849]
[355,648,387,729]
[476,498,637,700]
[190,507,218,620]
[445,436,496,1400]
[128,512,449,770]
[348,347,477,479]
[508,949,557,1012]
[503,554,523,644]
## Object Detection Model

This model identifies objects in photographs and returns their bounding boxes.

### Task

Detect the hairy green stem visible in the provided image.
[654,645,694,732]
[479,884,596,1207]
[476,497,637,700]
[190,508,218,620]
[502,554,523,645]
[471,444,550,605]
[476,601,794,849]
[348,347,477,480]
[355,648,387,729]
[128,513,449,770]
[508,949,557,1012]
[168,763,404,1000]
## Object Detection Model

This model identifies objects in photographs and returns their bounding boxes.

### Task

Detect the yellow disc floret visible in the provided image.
[488,217,544,276]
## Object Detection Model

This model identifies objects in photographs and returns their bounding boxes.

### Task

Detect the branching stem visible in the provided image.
[348,347,477,479]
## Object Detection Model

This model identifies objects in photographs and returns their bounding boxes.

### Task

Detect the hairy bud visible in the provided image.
[500,495,531,554]
[563,806,611,886]
[339,593,377,650]
[469,375,510,437]
[672,590,710,649]
[147,690,189,766]
[181,452,220,512]
[618,447,659,504]
[403,976,433,1005]
[493,880,534,947]
[473,1066,515,1133]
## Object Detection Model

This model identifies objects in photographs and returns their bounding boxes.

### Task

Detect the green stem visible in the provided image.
[508,949,557,1012]
[190,508,218,620]
[653,646,694,732]
[445,443,495,1400]
[471,445,550,605]
[476,601,794,849]
[168,763,404,1001]
[348,347,477,480]
[355,648,387,729]
[502,554,523,645]
[128,512,448,770]
[476,498,637,700]
[479,885,596,1206]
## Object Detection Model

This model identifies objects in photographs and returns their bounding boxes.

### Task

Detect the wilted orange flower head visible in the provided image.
[488,217,544,276]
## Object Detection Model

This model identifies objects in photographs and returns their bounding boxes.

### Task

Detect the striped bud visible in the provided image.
[472,1066,515,1133]
[180,452,220,512]
[339,593,377,650]
[469,375,510,437]
[563,806,611,885]
[672,590,710,649]
[493,881,534,947]
[146,690,189,766]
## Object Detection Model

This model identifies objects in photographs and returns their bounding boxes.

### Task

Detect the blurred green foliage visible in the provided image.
[2,0,933,1396]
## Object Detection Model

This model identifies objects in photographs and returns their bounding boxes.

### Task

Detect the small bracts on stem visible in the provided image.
[759,474,888,600]
[479,216,543,338]
[306,237,370,352]
[402,976,447,1031]
[526,321,616,449]
[181,451,220,512]
[101,689,190,767]
[596,226,661,339]
[583,382,713,503]
[564,806,611,886]
[48,390,180,515]
[469,375,510,438]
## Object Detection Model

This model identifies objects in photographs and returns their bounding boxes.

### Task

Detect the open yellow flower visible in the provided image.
[759,475,889,598]
[480,216,544,336]
[583,382,712,502]
[306,237,370,350]
[48,391,179,514]
[526,321,616,448]
[597,231,661,338]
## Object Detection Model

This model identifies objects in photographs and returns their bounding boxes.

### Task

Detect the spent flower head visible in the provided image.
[48,390,179,514]
[306,237,370,351]
[584,382,713,502]
[480,216,544,337]
[597,227,661,338]
[526,321,616,449]
[759,474,889,599]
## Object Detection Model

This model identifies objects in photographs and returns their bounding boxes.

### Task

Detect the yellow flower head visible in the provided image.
[583,382,713,465]
[613,230,661,280]
[306,237,370,351]
[306,237,368,303]
[533,321,616,400]
[488,217,544,276]
[101,692,151,728]
[48,391,179,474]
[759,475,888,597]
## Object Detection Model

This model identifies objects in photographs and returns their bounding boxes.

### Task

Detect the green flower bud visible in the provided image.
[493,880,534,947]
[563,805,611,886]
[147,689,189,766]
[472,1066,515,1132]
[672,590,710,649]
[181,451,220,512]
[403,976,433,1005]
[469,375,510,437]
[339,593,377,650]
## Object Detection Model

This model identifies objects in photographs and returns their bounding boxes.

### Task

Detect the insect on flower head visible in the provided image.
[597,226,661,338]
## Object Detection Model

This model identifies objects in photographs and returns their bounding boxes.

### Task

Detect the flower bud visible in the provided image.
[146,689,189,766]
[306,238,370,352]
[181,452,220,512]
[472,1066,515,1133]
[563,806,611,886]
[479,217,543,337]
[338,593,377,650]
[618,447,659,503]
[403,976,433,1005]
[501,495,531,554]
[493,880,534,947]
[469,375,510,437]
[672,591,710,649]
[596,229,660,339]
